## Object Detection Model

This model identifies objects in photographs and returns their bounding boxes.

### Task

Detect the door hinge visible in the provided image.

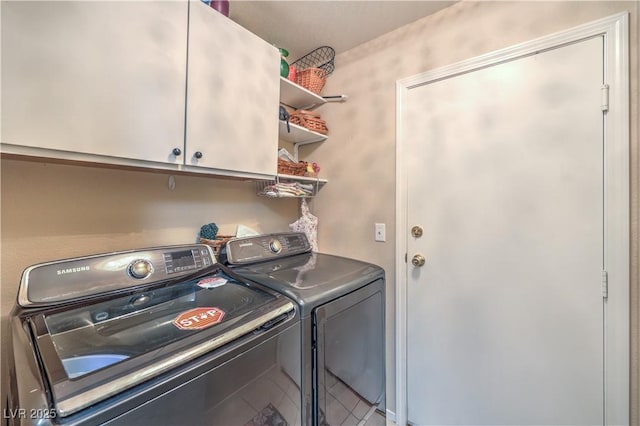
[602,270,608,298]
[601,84,610,112]
[405,253,408,263]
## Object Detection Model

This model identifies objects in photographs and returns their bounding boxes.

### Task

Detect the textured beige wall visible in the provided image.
[0,158,298,405]
[305,0,639,418]
[0,159,298,302]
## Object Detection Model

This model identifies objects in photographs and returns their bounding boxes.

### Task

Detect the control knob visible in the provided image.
[128,259,153,279]
[268,239,282,254]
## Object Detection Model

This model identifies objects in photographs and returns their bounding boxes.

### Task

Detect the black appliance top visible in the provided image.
[12,244,295,418]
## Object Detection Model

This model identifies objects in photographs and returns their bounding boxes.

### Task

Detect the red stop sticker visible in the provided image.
[173,307,225,330]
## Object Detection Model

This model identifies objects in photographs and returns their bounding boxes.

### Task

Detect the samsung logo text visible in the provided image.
[57,266,91,275]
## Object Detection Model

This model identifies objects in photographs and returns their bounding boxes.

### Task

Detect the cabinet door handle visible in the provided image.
[194,151,203,159]
[172,148,182,156]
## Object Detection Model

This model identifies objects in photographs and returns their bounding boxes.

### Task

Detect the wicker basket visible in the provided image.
[295,68,327,94]
[291,46,335,77]
[289,110,328,135]
[278,158,307,176]
[199,236,234,255]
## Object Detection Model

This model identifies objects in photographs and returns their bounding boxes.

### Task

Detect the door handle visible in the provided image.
[411,254,426,267]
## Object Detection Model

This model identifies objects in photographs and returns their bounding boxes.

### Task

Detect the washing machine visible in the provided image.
[222,232,385,426]
[5,244,302,426]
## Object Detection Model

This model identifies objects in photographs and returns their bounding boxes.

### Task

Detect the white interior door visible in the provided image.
[405,36,604,425]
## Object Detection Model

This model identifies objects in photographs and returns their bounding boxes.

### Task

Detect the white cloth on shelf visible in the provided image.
[260,182,314,197]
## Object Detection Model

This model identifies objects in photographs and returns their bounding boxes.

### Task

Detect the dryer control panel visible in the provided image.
[225,232,311,265]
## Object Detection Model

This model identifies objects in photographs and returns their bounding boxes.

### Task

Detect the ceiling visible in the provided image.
[229,1,456,64]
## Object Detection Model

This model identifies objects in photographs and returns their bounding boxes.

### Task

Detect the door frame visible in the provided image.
[395,13,629,426]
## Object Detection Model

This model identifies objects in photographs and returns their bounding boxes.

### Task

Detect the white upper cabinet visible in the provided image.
[185,1,280,176]
[1,1,188,164]
[2,1,280,178]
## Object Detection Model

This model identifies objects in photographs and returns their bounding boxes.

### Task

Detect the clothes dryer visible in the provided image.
[222,232,385,426]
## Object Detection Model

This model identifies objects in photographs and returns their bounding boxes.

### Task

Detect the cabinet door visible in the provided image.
[1,1,187,164]
[186,1,279,175]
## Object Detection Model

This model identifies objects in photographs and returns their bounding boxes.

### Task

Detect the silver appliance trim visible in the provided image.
[18,244,217,307]
[55,301,295,417]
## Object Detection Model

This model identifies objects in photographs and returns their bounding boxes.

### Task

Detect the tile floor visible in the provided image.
[207,364,301,426]
[207,365,387,426]
[321,369,385,426]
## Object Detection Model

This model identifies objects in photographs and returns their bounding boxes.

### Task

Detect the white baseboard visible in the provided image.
[386,409,397,425]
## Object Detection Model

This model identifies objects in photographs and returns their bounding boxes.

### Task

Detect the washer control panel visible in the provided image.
[163,247,213,275]
[19,244,216,307]
[225,232,311,265]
